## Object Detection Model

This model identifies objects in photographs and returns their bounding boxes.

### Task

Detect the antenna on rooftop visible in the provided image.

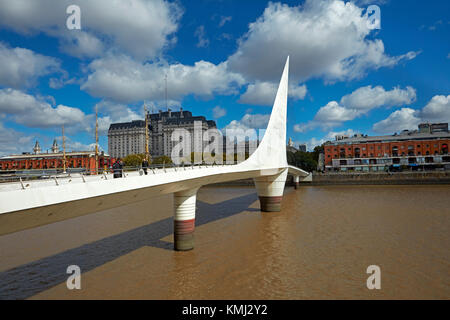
[95,106,99,175]
[165,73,168,111]
[62,125,66,174]
[144,101,150,161]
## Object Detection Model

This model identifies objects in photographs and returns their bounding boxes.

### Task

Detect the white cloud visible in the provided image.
[59,31,105,59]
[194,25,209,48]
[95,100,142,135]
[353,0,387,6]
[290,84,308,100]
[0,42,60,88]
[212,105,226,119]
[0,0,182,60]
[0,122,34,156]
[340,85,416,112]
[48,73,80,89]
[0,88,87,129]
[227,0,418,83]
[238,82,307,106]
[315,101,357,123]
[81,55,245,103]
[295,85,416,132]
[238,82,278,106]
[239,113,270,129]
[221,113,269,143]
[372,108,421,133]
[219,16,232,27]
[296,129,359,151]
[223,113,270,133]
[372,95,450,134]
[65,139,98,152]
[420,95,450,122]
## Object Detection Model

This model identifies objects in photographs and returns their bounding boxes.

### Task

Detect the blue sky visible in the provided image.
[0,0,449,156]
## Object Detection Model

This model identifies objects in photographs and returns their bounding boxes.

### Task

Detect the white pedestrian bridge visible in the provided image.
[0,57,311,250]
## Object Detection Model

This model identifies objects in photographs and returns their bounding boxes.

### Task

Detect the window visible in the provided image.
[392,146,398,156]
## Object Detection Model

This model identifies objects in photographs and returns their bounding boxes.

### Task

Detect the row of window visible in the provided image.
[328,144,442,152]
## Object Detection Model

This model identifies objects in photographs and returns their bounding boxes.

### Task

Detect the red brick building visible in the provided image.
[0,140,113,173]
[323,124,450,172]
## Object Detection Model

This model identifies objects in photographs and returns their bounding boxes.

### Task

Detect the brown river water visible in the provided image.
[0,185,449,299]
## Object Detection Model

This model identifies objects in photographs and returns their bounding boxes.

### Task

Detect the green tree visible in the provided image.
[123,154,149,167]
[286,151,296,166]
[152,155,173,165]
[312,145,324,162]
[294,151,317,172]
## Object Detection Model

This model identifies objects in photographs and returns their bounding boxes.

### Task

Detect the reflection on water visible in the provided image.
[0,185,449,299]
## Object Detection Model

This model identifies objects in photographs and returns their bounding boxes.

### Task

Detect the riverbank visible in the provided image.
[309,171,450,185]
[210,171,450,186]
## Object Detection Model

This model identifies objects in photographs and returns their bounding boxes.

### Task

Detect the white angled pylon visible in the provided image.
[242,56,289,169]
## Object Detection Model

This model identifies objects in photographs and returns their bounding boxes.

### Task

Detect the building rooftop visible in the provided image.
[108,108,216,131]
[109,120,148,130]
[325,131,450,146]
[0,151,110,160]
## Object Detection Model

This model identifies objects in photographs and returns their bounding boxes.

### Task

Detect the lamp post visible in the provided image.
[62,125,66,173]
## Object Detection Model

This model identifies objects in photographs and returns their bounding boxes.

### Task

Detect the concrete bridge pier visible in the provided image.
[294,175,300,189]
[253,169,288,212]
[173,188,199,251]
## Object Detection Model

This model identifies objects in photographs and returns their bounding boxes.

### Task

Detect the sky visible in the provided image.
[0,0,449,156]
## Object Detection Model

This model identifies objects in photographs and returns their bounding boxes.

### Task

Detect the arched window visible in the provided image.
[392,146,398,157]
[442,144,448,154]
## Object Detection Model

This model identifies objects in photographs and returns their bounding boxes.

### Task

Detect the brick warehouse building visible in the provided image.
[324,123,450,172]
[0,140,113,173]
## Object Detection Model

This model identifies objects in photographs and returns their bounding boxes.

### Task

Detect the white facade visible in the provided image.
[108,110,216,159]
[108,121,147,159]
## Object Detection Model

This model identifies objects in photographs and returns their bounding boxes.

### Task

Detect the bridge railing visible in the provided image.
[0,161,238,184]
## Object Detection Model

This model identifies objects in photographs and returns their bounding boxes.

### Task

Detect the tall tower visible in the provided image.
[288,137,294,147]
[62,125,67,173]
[95,107,99,174]
[33,141,41,154]
[144,102,150,161]
[51,139,59,153]
[165,74,168,111]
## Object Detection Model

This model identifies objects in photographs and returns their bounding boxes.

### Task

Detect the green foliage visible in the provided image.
[122,154,148,167]
[312,145,324,162]
[186,152,250,164]
[152,155,173,165]
[287,151,296,166]
[287,147,321,172]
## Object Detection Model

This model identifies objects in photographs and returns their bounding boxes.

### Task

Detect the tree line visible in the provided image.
[121,145,325,171]
[286,145,324,172]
